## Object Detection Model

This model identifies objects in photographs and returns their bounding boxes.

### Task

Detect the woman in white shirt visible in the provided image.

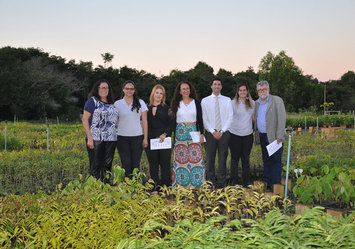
[114,80,148,178]
[170,81,205,187]
[229,83,255,187]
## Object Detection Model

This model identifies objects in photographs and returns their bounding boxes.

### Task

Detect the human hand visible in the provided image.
[143,139,148,148]
[213,131,222,140]
[87,138,94,149]
[200,134,205,144]
[159,133,166,142]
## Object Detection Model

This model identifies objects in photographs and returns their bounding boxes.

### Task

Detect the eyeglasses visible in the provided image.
[124,88,135,91]
[99,86,109,90]
[257,88,268,93]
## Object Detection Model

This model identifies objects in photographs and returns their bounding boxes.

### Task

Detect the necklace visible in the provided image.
[183,99,191,106]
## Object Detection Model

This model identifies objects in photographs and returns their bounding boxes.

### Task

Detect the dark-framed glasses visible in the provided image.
[257,88,268,93]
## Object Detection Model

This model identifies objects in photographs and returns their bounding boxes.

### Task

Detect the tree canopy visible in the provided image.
[0,46,353,121]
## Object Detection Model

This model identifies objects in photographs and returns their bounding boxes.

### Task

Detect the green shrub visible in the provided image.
[293,167,355,208]
[0,135,22,150]
[286,114,354,128]
[0,149,89,194]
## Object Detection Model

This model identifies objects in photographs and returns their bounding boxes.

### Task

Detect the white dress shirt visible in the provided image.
[201,93,233,133]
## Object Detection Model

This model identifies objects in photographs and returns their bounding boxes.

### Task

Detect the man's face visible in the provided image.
[211,80,222,95]
[257,85,269,100]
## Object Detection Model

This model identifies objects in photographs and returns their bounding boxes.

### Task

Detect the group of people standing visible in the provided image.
[82,78,286,191]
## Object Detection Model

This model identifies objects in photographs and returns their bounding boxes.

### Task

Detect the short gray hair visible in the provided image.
[257,80,270,89]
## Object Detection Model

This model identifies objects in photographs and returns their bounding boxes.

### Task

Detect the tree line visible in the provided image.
[0,46,354,121]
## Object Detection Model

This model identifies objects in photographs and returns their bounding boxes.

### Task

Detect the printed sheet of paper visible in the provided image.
[150,137,172,150]
[266,140,282,156]
[189,131,206,143]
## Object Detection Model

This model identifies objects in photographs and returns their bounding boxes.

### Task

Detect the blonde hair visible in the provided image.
[149,84,166,106]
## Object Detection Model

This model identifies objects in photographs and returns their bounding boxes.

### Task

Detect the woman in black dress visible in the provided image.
[145,84,174,191]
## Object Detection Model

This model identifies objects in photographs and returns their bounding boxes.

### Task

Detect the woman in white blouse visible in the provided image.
[114,80,148,178]
[229,83,255,187]
[170,81,205,187]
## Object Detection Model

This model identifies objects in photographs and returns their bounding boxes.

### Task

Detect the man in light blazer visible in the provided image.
[254,80,286,189]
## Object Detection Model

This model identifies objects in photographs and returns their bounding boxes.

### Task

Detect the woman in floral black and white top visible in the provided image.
[82,79,118,182]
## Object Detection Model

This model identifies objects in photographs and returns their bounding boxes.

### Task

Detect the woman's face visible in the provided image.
[238,85,248,99]
[123,83,135,97]
[153,88,164,104]
[179,83,191,98]
[98,82,109,100]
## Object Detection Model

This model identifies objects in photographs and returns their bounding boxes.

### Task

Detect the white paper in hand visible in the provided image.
[266,140,282,156]
[189,131,206,143]
[150,137,172,150]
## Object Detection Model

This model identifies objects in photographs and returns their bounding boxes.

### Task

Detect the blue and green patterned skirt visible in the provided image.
[172,122,205,187]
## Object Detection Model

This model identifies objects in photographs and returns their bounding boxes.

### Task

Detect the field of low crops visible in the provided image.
[0,121,354,248]
[1,121,354,195]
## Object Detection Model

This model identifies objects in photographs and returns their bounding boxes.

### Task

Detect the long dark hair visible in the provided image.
[234,83,253,110]
[170,81,198,114]
[122,80,141,113]
[88,79,114,104]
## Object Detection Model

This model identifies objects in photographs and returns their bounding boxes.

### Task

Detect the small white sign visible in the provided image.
[266,140,282,156]
[189,131,206,143]
[150,137,172,150]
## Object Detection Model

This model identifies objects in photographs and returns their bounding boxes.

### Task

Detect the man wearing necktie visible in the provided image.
[201,78,233,188]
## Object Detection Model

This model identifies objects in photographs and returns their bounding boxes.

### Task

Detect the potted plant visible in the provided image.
[293,175,314,214]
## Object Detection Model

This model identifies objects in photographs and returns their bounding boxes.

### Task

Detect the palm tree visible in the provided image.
[101,52,114,68]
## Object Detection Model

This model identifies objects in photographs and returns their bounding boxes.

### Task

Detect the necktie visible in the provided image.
[215,96,222,131]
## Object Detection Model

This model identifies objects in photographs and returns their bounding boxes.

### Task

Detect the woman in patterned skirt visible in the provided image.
[170,81,205,187]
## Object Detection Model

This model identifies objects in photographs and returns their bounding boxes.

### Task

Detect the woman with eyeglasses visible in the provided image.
[170,81,205,187]
[145,84,174,191]
[82,79,118,183]
[229,83,255,187]
[114,80,148,178]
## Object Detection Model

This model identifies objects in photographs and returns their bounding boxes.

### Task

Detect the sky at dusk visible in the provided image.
[1,0,354,82]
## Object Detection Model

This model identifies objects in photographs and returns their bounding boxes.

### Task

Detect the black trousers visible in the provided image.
[145,146,172,188]
[229,133,253,187]
[204,131,230,188]
[117,135,143,178]
[87,140,117,183]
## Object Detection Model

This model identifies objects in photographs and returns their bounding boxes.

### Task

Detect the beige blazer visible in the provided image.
[254,94,286,144]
